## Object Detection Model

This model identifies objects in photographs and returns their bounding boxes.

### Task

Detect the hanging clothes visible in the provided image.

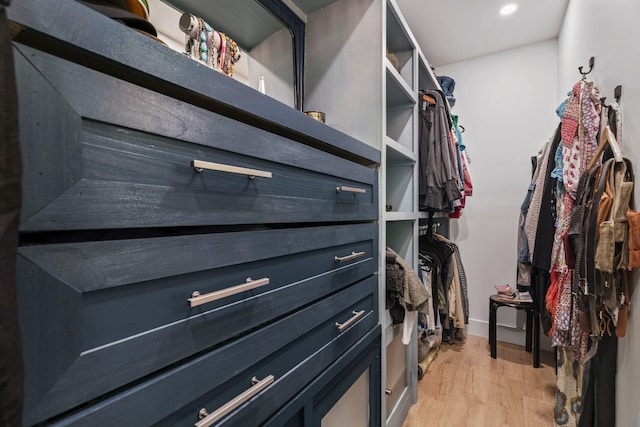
[449,114,473,218]
[544,81,601,427]
[418,222,468,345]
[521,75,637,427]
[517,147,547,289]
[418,89,462,211]
[432,233,469,328]
[526,125,562,333]
[385,247,430,325]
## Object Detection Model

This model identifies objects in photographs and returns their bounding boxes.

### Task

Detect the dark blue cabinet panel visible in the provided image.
[50,278,377,426]
[9,1,381,425]
[17,224,376,425]
[14,44,377,231]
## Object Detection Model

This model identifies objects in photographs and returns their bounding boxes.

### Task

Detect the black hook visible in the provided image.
[578,56,595,78]
[614,85,622,102]
[459,125,465,133]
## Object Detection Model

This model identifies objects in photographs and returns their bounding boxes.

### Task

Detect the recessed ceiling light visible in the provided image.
[500,3,518,16]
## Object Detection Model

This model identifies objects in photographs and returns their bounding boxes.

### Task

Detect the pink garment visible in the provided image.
[561,81,601,198]
[550,80,601,360]
[552,81,601,270]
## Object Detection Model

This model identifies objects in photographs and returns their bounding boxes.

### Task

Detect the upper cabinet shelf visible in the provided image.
[386,0,415,91]
[385,136,416,165]
[418,52,440,92]
[385,63,416,109]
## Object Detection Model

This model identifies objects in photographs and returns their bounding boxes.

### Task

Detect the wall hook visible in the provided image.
[614,85,622,103]
[578,56,595,78]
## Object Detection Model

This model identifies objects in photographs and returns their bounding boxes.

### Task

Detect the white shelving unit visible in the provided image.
[305,0,443,425]
[382,3,419,425]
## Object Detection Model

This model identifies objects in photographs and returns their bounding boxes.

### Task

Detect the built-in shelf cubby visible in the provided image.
[386,2,414,90]
[304,0,444,425]
[385,162,415,214]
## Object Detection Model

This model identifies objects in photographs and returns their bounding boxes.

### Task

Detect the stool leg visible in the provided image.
[525,309,532,353]
[490,300,497,359]
[533,312,540,368]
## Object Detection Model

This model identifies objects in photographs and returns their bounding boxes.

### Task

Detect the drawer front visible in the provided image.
[254,325,381,427]
[17,223,377,425]
[15,44,377,231]
[51,278,377,426]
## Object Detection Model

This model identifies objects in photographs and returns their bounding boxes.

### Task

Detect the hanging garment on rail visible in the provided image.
[418,228,468,344]
[417,264,436,332]
[517,146,547,289]
[525,125,562,330]
[385,247,430,325]
[573,102,630,426]
[520,75,636,427]
[418,90,462,211]
[449,114,473,218]
[433,233,468,328]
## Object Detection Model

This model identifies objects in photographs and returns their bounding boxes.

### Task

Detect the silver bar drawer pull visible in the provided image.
[336,185,366,193]
[189,277,270,308]
[335,310,366,332]
[334,251,365,263]
[192,159,272,179]
[195,375,275,427]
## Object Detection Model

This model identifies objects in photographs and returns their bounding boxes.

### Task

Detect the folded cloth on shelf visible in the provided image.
[437,75,456,107]
[79,0,158,37]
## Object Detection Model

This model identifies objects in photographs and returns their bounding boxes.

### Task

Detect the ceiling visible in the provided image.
[393,0,569,67]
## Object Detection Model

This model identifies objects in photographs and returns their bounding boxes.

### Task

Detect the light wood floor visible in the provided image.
[403,335,556,427]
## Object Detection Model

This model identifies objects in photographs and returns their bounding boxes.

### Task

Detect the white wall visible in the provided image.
[435,39,559,343]
[558,1,640,425]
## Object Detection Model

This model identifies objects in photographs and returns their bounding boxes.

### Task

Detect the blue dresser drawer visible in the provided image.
[17,223,377,425]
[49,277,377,426]
[263,327,381,427]
[15,44,377,232]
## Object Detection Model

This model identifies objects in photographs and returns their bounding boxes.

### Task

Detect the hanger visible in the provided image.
[587,126,623,170]
[422,94,436,105]
[418,253,432,262]
[614,85,622,103]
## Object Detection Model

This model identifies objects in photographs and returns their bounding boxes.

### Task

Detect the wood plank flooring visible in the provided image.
[402,335,556,427]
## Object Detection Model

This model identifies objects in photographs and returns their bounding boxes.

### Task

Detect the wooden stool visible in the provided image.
[489,294,540,368]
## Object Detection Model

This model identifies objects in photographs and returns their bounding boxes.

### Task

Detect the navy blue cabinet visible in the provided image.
[14,43,376,231]
[9,0,380,425]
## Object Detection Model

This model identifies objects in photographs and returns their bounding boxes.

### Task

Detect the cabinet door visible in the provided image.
[319,369,372,426]
[263,328,381,427]
[385,326,409,420]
